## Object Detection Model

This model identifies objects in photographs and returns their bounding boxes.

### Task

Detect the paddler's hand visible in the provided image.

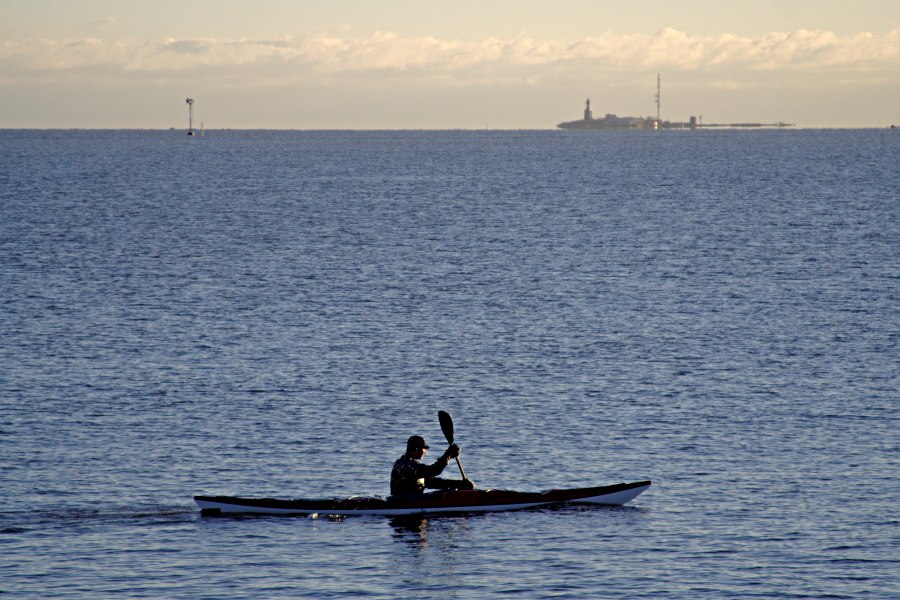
[461,478,475,490]
[445,444,460,459]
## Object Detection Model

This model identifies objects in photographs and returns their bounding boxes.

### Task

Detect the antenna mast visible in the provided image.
[655,74,661,126]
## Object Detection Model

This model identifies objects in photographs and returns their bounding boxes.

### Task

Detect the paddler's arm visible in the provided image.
[423,444,459,477]
[425,476,476,490]
[425,446,476,490]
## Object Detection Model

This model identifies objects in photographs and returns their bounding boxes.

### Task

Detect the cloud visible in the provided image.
[2,27,898,86]
[70,16,119,36]
[89,17,119,31]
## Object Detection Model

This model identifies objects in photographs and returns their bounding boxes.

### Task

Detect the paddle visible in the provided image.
[438,410,469,481]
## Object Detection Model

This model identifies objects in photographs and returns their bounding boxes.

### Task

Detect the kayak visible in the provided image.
[194,480,651,516]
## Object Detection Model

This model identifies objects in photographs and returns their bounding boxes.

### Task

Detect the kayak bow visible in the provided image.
[194,480,651,516]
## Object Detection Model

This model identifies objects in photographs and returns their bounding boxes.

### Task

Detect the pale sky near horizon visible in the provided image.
[2,0,899,128]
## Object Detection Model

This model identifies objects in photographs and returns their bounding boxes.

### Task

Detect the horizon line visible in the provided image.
[3,126,899,131]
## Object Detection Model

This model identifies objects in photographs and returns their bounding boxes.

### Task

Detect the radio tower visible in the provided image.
[185,98,195,136]
[655,74,661,128]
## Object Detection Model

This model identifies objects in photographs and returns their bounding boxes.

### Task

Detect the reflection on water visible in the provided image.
[389,516,430,547]
[388,512,474,599]
[389,514,477,552]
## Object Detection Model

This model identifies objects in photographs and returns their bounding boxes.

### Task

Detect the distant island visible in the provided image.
[557,99,792,130]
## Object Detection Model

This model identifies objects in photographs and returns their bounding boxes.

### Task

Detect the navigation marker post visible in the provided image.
[186,98,195,136]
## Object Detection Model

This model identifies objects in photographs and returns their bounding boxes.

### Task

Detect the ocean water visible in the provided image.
[1,128,897,598]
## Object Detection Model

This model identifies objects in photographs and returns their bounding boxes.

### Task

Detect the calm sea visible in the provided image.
[1,129,898,598]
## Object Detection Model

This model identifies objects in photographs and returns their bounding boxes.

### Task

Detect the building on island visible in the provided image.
[557,99,662,129]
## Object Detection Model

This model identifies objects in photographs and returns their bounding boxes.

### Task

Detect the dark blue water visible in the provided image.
[1,129,898,598]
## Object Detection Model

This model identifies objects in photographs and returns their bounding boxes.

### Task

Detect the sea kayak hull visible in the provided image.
[194,480,650,516]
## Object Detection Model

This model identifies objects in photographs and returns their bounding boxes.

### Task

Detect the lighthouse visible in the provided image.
[584,99,593,121]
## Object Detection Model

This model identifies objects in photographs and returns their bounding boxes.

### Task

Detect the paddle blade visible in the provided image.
[438,410,454,444]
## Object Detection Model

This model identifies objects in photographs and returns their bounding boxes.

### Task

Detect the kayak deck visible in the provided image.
[195,480,651,516]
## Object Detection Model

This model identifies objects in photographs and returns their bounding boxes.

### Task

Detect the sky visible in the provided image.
[1,0,899,128]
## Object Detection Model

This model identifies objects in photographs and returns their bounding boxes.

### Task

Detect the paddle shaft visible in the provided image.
[438,410,469,481]
[453,455,467,481]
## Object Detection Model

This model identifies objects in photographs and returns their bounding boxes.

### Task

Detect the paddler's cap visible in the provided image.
[407,435,429,450]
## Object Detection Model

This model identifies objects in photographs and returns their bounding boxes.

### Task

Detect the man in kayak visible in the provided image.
[390,435,475,498]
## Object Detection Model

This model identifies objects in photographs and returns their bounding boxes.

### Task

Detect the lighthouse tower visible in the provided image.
[584,99,593,121]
